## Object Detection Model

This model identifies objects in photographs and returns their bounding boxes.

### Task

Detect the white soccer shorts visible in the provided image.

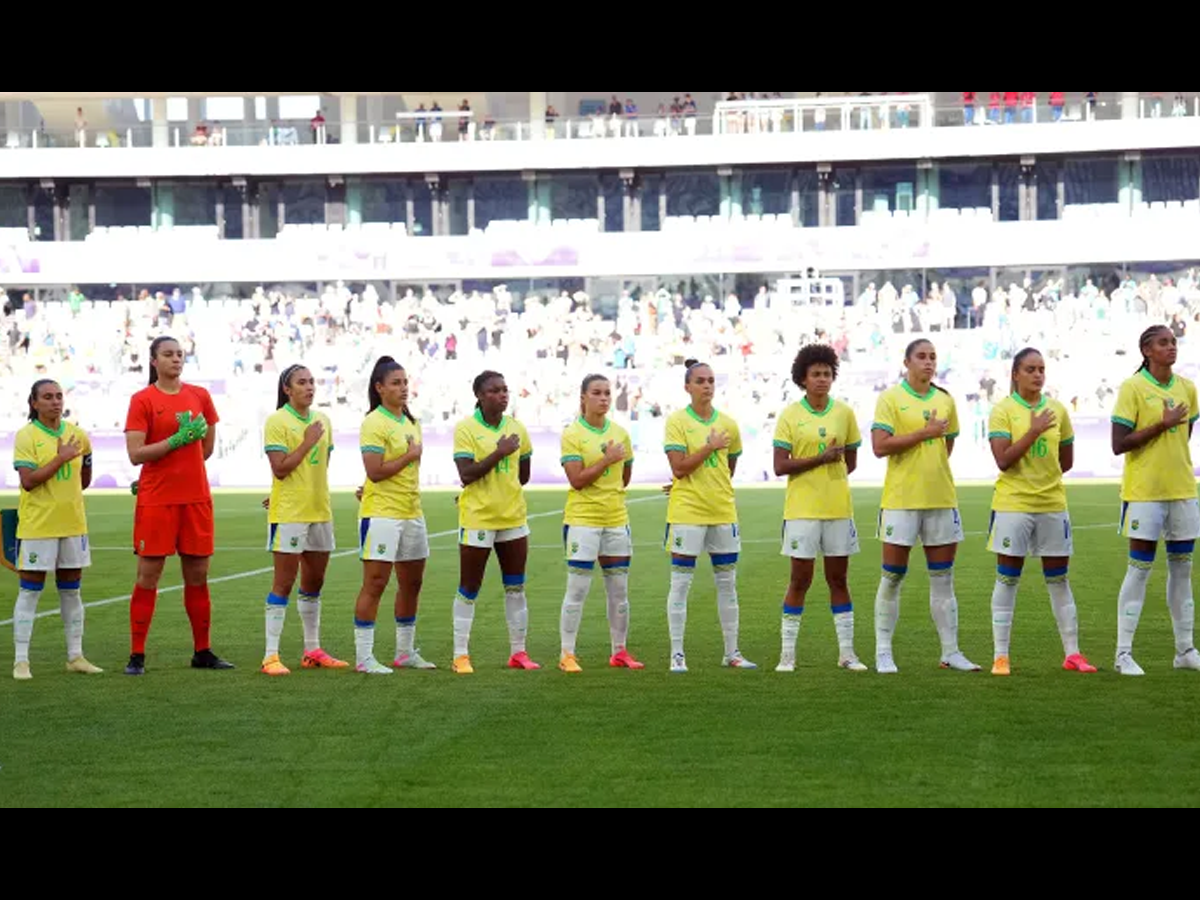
[459,523,531,549]
[564,524,633,562]
[17,535,91,572]
[267,521,335,554]
[986,511,1073,557]
[1119,499,1200,542]
[664,523,741,557]
[781,518,860,559]
[360,516,430,562]
[877,508,964,547]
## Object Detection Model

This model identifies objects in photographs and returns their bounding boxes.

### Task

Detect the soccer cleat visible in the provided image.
[13,661,32,680]
[191,649,235,670]
[722,651,757,669]
[609,649,644,669]
[1114,651,1144,676]
[452,654,474,675]
[301,648,349,669]
[393,650,437,670]
[355,656,392,675]
[66,656,103,675]
[558,652,583,673]
[1064,652,1098,673]
[124,654,146,675]
[940,651,982,672]
[670,652,688,673]
[991,655,1011,676]
[261,654,291,676]
[775,656,796,673]
[507,651,541,670]
[839,655,868,672]
[1173,648,1200,670]
[876,651,898,674]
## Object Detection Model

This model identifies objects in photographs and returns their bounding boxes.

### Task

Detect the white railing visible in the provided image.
[712,93,936,135]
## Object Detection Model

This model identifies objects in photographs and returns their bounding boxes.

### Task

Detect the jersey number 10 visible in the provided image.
[55,463,72,481]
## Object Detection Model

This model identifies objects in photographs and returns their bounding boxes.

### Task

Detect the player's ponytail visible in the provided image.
[1135,324,1171,375]
[367,356,404,413]
[1010,346,1040,395]
[27,379,55,422]
[147,335,176,385]
[579,373,608,415]
[277,364,305,410]
[472,369,503,409]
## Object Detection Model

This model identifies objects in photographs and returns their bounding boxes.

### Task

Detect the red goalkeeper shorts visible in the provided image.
[133,501,215,558]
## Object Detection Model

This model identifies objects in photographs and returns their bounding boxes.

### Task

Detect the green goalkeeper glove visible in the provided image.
[167,413,208,450]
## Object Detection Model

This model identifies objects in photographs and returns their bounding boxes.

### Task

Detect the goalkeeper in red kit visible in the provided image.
[123,336,234,675]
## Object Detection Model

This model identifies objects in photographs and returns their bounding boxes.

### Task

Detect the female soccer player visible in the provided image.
[10,379,102,679]
[558,373,643,673]
[123,336,233,675]
[353,356,435,675]
[1111,324,1200,675]
[451,370,537,674]
[663,359,755,673]
[773,344,866,673]
[260,364,347,676]
[987,347,1096,675]
[870,338,978,674]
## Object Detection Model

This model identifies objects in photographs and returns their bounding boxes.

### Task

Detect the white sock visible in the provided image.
[57,581,84,660]
[264,591,288,657]
[297,591,321,652]
[1117,553,1153,654]
[503,575,529,655]
[667,563,695,656]
[991,565,1020,658]
[928,563,959,657]
[559,567,592,654]
[713,563,740,658]
[603,563,631,655]
[13,583,42,664]
[1166,547,1195,654]
[831,603,855,658]
[353,618,375,665]
[395,616,416,658]
[453,587,477,658]
[781,604,803,659]
[1044,565,1080,656]
[874,565,905,655]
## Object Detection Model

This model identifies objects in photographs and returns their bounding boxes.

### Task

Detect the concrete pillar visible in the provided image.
[341,94,358,145]
[918,161,938,221]
[347,179,363,225]
[1120,91,1140,120]
[151,98,169,148]
[1119,155,1143,215]
[155,183,175,230]
[529,91,547,140]
[187,97,203,126]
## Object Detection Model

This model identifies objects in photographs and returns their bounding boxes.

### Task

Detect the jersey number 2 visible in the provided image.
[308,445,321,466]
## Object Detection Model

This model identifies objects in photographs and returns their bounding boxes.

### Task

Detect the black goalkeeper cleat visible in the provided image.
[191,649,235,670]
[125,654,146,676]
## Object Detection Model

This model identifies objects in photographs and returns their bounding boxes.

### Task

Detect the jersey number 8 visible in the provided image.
[704,451,720,468]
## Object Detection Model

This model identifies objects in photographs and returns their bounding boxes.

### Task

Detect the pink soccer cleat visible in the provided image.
[609,649,645,669]
[507,651,541,670]
[1063,652,1098,673]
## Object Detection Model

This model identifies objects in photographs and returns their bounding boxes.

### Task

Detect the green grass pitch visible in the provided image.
[2,483,1199,807]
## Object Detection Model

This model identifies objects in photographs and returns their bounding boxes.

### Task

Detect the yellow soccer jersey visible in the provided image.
[872,381,960,510]
[359,407,423,520]
[264,405,333,524]
[12,420,91,539]
[774,398,862,521]
[561,416,634,528]
[664,406,742,525]
[1112,370,1200,502]
[454,409,532,530]
[988,394,1073,513]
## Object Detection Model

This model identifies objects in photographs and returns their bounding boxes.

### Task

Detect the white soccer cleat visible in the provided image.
[1173,648,1200,670]
[669,652,688,674]
[775,655,796,673]
[838,655,868,672]
[394,650,437,670]
[13,661,32,681]
[355,657,393,675]
[722,651,757,669]
[940,651,982,672]
[876,651,898,674]
[1114,651,1145,676]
